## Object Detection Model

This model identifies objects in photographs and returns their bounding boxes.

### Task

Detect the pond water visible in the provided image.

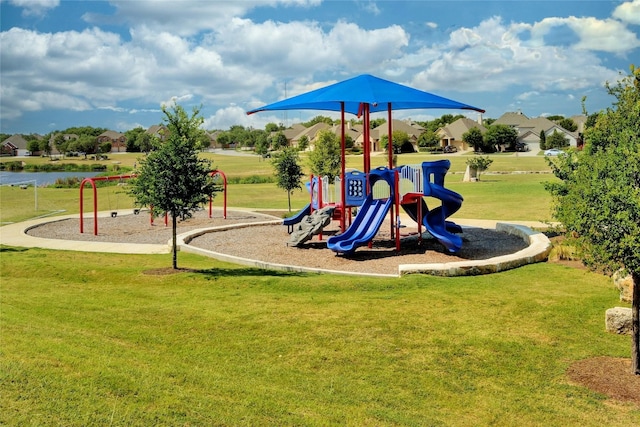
[0,171,102,187]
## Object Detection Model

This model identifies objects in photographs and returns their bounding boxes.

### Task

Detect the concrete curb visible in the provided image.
[398,223,552,276]
[177,221,552,278]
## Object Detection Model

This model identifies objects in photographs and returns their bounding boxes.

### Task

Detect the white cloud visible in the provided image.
[528,16,640,54]
[160,94,194,108]
[406,16,622,95]
[9,0,58,16]
[613,0,640,25]
[516,91,540,101]
[203,105,256,130]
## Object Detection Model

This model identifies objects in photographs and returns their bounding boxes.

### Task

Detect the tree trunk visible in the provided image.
[172,212,178,269]
[287,191,292,212]
[632,271,639,375]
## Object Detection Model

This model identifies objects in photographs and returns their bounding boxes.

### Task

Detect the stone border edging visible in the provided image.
[398,223,551,276]
[178,221,552,278]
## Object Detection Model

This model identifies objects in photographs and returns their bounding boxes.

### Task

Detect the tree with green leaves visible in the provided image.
[465,155,493,181]
[546,66,640,375]
[462,127,484,152]
[381,130,410,153]
[546,130,569,149]
[558,118,577,132]
[125,127,145,152]
[297,134,309,152]
[271,131,289,150]
[254,132,270,159]
[127,104,218,269]
[539,130,547,150]
[272,147,305,212]
[418,129,439,150]
[302,115,334,127]
[308,130,340,181]
[484,124,518,152]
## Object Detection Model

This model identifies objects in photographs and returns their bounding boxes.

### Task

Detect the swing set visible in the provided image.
[79,170,228,236]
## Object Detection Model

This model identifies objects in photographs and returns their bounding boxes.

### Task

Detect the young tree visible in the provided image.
[272,147,305,212]
[546,66,640,374]
[539,130,547,150]
[128,104,218,269]
[462,127,484,152]
[308,130,340,181]
[465,156,493,181]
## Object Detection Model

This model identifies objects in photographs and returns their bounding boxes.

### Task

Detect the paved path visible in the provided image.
[0,210,552,255]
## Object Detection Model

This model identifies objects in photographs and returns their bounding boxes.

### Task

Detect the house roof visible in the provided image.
[372,119,425,140]
[284,123,314,141]
[517,117,558,135]
[570,114,587,133]
[494,111,530,127]
[2,134,29,149]
[98,130,125,139]
[147,125,168,136]
[519,117,579,138]
[437,117,486,140]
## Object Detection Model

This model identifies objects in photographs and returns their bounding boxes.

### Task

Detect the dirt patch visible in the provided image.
[567,357,640,405]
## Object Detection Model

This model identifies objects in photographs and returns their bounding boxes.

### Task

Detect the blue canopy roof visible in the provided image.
[246,74,485,116]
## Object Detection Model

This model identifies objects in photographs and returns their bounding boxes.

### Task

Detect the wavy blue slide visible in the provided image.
[327,193,392,254]
[422,185,463,253]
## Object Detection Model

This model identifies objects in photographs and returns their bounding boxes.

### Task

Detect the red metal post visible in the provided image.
[340,102,346,233]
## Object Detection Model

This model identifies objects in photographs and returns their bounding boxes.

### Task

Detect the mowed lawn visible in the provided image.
[1,249,637,426]
[1,151,638,425]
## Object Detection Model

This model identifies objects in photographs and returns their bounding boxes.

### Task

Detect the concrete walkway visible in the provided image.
[0,212,554,278]
[0,211,170,254]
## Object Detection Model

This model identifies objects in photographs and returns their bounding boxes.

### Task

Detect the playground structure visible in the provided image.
[79,170,227,236]
[284,159,463,255]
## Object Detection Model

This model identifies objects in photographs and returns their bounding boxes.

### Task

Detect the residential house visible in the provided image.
[97,130,127,152]
[494,111,580,152]
[288,123,328,150]
[206,130,223,149]
[1,134,29,156]
[146,125,168,141]
[493,111,530,129]
[326,122,363,150]
[437,117,487,152]
[369,119,425,152]
[517,117,578,152]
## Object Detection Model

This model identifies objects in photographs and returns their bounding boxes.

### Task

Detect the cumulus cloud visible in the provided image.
[406,16,622,95]
[613,0,640,25]
[9,0,58,16]
[528,16,640,54]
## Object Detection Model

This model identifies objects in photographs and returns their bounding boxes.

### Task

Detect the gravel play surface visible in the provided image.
[26,209,529,275]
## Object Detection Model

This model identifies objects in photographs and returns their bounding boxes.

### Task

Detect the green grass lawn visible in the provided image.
[1,151,555,223]
[4,151,637,425]
[1,249,637,426]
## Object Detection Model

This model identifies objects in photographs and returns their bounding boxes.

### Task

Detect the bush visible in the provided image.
[465,156,493,180]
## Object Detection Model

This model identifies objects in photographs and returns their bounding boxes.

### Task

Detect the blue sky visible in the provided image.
[1,0,639,135]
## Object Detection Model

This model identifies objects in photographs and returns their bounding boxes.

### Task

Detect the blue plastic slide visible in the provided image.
[422,185,463,253]
[327,193,392,254]
[283,203,312,233]
[401,199,462,235]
